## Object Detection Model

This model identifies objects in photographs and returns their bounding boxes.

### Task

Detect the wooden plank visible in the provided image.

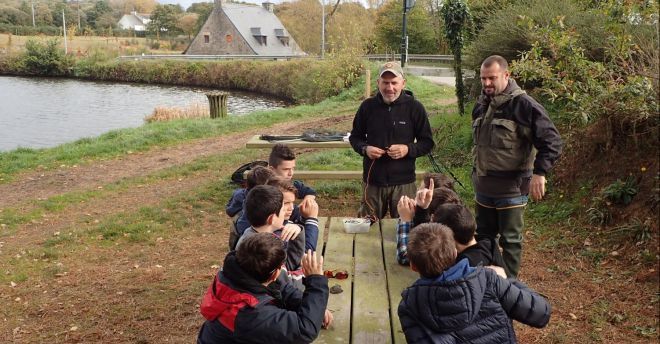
[246,135,351,149]
[315,217,354,344]
[352,220,392,343]
[244,170,427,180]
[380,219,418,344]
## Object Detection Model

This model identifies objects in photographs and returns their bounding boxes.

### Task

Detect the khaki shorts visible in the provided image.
[358,182,417,219]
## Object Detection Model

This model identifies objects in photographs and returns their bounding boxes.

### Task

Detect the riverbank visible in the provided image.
[0,73,657,343]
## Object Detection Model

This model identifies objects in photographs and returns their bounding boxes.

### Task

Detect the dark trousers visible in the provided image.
[475,201,526,278]
[358,182,417,219]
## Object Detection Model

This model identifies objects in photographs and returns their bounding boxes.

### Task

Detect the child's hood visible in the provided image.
[400,262,488,331]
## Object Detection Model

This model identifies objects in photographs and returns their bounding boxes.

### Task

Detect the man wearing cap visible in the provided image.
[349,61,435,219]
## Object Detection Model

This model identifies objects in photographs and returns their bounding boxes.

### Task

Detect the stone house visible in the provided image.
[184,0,304,56]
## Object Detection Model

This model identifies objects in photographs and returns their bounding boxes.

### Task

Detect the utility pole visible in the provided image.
[63,11,67,54]
[31,0,35,27]
[77,0,81,31]
[320,0,325,59]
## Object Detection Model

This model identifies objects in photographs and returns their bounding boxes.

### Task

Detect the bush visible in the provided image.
[463,0,610,70]
[17,39,74,76]
[603,178,638,206]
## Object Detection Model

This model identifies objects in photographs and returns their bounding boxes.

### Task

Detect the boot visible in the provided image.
[497,206,525,278]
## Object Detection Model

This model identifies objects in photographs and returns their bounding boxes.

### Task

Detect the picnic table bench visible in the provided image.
[313,217,417,343]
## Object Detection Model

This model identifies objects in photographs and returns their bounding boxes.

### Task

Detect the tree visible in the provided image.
[87,0,113,30]
[276,0,323,54]
[374,0,437,54]
[325,2,377,53]
[0,6,30,25]
[441,0,471,114]
[34,3,53,25]
[187,2,213,33]
[177,13,199,40]
[148,4,184,35]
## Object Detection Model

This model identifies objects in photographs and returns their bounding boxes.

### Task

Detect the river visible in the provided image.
[0,76,287,152]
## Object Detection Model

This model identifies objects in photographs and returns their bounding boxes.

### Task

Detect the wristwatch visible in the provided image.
[361,146,368,156]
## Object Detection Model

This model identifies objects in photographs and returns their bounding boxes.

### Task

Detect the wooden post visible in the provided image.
[364,69,371,99]
[206,92,228,119]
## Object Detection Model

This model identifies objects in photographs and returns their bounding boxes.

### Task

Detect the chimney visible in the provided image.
[262,2,274,12]
[214,0,223,8]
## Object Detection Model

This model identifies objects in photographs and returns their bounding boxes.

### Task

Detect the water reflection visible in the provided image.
[0,76,287,151]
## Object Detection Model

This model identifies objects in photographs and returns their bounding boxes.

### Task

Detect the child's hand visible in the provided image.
[322,309,334,329]
[415,178,434,209]
[397,196,416,222]
[486,265,507,278]
[302,249,324,276]
[280,223,302,241]
[300,198,319,218]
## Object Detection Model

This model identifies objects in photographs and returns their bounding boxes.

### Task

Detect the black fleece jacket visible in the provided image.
[350,90,435,187]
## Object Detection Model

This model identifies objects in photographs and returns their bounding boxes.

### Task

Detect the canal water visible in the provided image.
[0,76,287,152]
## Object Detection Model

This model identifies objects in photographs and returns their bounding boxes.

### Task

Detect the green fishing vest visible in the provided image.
[472,89,536,177]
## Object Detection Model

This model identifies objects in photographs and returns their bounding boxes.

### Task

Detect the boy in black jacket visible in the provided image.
[433,203,506,270]
[198,233,333,343]
[398,223,551,343]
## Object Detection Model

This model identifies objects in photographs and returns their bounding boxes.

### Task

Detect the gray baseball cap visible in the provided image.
[379,61,404,78]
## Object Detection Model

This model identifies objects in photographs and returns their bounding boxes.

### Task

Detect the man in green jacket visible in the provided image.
[472,55,562,278]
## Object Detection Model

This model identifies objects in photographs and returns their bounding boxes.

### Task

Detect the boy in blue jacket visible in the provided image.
[398,223,551,343]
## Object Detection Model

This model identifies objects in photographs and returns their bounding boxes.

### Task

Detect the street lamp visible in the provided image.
[401,0,415,66]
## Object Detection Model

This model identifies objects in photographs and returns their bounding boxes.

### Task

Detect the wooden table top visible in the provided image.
[314,217,417,343]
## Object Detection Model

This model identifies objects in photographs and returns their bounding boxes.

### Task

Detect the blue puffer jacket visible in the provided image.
[398,259,551,343]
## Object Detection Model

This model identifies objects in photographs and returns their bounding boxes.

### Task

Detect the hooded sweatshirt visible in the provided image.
[197,252,329,344]
[398,259,551,344]
[350,90,435,187]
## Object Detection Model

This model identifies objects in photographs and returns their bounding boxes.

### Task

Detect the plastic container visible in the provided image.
[343,218,371,234]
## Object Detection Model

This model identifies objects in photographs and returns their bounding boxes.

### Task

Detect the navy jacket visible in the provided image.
[350,90,435,187]
[398,260,551,343]
[198,252,329,344]
[458,237,506,268]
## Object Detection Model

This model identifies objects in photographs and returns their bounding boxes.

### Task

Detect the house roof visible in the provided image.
[117,12,151,30]
[222,3,303,56]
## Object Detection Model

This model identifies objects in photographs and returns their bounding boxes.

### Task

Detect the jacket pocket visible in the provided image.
[489,118,518,148]
[472,117,482,145]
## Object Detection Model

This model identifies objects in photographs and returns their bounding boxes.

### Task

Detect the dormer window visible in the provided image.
[251,27,267,46]
[275,28,289,46]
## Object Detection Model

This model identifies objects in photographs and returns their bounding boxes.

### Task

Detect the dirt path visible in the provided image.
[0,114,354,209]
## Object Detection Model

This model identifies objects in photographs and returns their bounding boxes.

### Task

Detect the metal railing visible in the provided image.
[117,53,454,63]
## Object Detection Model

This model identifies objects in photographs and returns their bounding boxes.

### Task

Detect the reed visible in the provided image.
[144,102,210,123]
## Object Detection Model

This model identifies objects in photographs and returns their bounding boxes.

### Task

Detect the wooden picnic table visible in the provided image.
[246,135,351,149]
[313,217,418,343]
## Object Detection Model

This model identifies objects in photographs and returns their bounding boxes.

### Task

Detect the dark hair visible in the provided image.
[481,55,509,71]
[429,187,462,214]
[236,233,286,283]
[245,185,283,227]
[246,166,275,190]
[408,223,456,278]
[423,172,455,191]
[268,143,296,167]
[433,204,476,245]
[267,177,298,197]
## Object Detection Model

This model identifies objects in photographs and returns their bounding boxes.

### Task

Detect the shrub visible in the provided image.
[18,39,73,76]
[603,178,638,206]
[463,0,610,70]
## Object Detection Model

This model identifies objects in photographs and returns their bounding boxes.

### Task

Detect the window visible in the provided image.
[204,34,210,43]
[226,34,232,43]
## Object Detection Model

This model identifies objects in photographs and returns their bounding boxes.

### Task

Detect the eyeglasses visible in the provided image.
[324,269,349,280]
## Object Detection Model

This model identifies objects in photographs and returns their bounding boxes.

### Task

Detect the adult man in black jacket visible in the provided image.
[350,61,435,219]
[472,55,562,278]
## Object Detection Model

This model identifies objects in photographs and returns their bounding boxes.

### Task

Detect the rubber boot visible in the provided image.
[497,206,525,278]
[475,203,499,241]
